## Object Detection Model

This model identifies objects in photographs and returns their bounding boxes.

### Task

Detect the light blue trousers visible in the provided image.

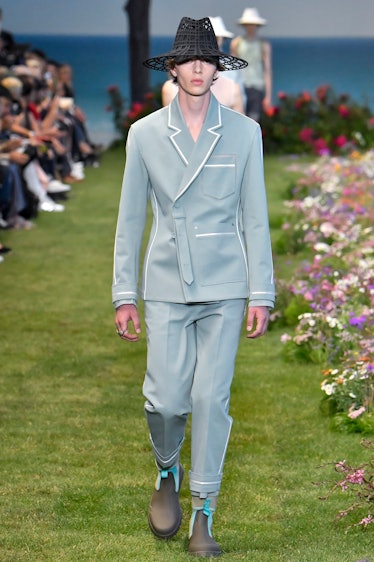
[143,299,246,497]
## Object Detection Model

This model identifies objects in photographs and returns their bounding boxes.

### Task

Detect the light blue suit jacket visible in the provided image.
[112,94,275,307]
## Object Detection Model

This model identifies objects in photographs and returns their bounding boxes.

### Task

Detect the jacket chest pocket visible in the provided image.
[202,155,236,199]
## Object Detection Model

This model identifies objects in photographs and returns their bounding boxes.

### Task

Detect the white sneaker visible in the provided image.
[38,199,65,212]
[47,180,71,194]
[72,161,84,172]
[0,255,4,263]
[71,162,85,180]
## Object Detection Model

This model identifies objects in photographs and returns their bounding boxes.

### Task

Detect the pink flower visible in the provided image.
[333,135,347,148]
[313,138,330,155]
[358,515,373,527]
[348,405,366,419]
[338,104,349,117]
[346,469,365,485]
[299,127,314,143]
[338,480,348,491]
[304,290,314,301]
[280,333,292,343]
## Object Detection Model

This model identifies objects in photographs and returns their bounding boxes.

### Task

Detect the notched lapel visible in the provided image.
[168,98,193,166]
[169,95,223,201]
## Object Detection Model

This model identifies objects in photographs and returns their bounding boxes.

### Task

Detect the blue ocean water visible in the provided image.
[16,34,374,146]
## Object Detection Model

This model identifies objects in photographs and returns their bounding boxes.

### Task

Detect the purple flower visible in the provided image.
[348,315,367,329]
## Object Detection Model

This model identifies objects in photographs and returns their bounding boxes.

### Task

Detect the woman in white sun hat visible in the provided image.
[230,7,272,121]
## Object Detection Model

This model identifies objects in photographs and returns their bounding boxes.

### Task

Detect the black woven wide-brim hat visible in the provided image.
[143,17,248,72]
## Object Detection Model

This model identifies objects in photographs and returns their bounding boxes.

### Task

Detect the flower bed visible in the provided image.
[262,85,374,155]
[107,83,374,156]
[274,150,374,433]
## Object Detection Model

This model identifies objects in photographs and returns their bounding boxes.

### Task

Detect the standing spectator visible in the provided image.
[230,7,272,121]
[55,63,99,166]
[113,16,274,557]
[209,16,247,109]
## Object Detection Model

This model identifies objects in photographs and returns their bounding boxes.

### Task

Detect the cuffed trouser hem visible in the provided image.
[189,471,222,497]
[149,433,184,470]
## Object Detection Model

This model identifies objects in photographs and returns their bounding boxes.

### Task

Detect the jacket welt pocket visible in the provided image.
[202,155,236,199]
[194,224,247,286]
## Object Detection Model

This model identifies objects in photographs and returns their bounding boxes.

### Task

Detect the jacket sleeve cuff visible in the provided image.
[248,299,274,309]
[114,298,137,309]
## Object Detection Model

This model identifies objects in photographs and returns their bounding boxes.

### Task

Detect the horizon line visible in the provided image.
[13,32,374,40]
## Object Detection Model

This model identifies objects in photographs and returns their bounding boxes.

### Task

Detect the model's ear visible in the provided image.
[170,68,177,78]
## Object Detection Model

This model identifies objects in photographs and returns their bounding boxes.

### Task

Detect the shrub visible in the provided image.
[262,85,374,155]
[106,85,162,142]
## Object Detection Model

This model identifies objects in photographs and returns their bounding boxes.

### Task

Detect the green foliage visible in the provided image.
[262,85,374,155]
[106,85,162,141]
[274,285,312,327]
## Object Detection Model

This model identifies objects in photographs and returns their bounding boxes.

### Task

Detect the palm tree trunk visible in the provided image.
[124,0,151,103]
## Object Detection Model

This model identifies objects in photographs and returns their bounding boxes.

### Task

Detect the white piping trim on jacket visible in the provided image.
[195,232,235,238]
[142,188,159,298]
[236,199,249,285]
[251,291,274,295]
[172,104,223,201]
[168,104,188,165]
[204,163,235,168]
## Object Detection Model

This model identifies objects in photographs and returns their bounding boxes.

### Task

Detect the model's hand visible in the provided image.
[115,304,141,342]
[246,306,270,338]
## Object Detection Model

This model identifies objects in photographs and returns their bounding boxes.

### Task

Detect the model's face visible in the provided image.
[171,59,218,97]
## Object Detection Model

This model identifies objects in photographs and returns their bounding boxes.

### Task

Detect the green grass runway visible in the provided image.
[0,148,372,561]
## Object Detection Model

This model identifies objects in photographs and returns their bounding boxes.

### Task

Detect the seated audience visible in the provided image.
[0,21,101,262]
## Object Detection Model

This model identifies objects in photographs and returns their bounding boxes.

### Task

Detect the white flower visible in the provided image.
[303,196,317,208]
[320,222,335,237]
[314,242,331,253]
[353,131,365,145]
[322,382,336,396]
[326,317,343,330]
